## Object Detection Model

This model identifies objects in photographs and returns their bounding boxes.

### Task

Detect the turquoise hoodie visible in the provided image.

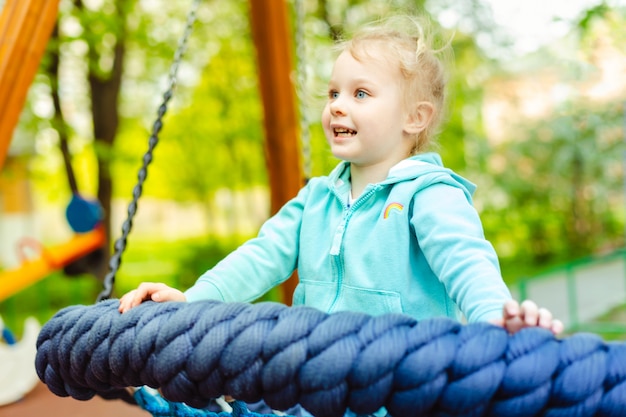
[185,152,511,323]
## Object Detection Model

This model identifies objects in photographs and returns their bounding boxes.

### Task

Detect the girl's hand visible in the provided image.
[118,282,186,313]
[491,299,564,335]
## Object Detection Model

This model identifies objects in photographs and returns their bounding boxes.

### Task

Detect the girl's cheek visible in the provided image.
[321,107,331,128]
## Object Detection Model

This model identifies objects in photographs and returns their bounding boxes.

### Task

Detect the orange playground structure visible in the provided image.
[0,226,105,302]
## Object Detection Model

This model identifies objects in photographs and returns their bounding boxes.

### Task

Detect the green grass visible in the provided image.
[0,271,101,337]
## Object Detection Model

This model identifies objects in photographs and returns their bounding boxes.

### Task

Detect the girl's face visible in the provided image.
[322,48,415,170]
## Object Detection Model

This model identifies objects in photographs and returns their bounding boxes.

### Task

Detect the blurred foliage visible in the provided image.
[482,6,626,275]
[483,102,625,267]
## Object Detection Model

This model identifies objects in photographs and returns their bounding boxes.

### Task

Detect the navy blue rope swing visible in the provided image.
[35,298,626,417]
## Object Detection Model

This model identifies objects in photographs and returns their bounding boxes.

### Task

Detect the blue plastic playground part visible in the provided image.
[65,193,103,233]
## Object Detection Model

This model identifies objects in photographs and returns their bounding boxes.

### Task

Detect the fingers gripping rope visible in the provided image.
[36,300,626,417]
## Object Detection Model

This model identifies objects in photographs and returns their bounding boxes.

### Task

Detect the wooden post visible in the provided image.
[248,0,303,304]
[0,0,60,170]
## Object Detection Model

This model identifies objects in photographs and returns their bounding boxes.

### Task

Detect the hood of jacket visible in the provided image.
[327,152,477,199]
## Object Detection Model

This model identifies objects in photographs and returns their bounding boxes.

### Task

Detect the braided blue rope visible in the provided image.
[35,299,626,417]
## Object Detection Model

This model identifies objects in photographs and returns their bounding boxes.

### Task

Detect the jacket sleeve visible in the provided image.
[411,181,511,323]
[184,185,309,303]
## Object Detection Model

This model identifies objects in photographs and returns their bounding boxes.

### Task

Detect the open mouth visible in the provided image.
[334,127,357,137]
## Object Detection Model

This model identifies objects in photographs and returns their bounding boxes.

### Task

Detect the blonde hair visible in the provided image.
[338,16,451,153]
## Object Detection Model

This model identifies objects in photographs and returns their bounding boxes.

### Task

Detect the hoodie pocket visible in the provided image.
[294,280,402,316]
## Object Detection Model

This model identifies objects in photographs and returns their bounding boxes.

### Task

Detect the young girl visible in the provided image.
[119,17,562,334]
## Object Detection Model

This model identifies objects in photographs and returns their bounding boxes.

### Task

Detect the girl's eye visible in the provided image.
[329,91,339,99]
[355,90,368,99]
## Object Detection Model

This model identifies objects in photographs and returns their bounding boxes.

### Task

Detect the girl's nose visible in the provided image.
[329,97,346,117]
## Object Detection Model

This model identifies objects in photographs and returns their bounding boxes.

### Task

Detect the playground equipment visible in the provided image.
[511,248,626,334]
[36,299,626,417]
[0,0,59,171]
[0,226,105,302]
[0,315,41,406]
[0,0,114,301]
[0,167,106,302]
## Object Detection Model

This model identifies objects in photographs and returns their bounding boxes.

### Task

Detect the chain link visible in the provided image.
[97,0,201,302]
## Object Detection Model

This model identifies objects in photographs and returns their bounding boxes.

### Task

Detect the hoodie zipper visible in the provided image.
[328,186,378,312]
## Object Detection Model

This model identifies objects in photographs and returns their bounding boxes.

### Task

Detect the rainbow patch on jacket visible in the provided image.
[383,202,404,219]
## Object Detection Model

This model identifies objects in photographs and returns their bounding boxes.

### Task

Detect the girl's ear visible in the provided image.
[404,101,434,135]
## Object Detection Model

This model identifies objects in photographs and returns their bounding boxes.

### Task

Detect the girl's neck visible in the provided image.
[349,161,396,199]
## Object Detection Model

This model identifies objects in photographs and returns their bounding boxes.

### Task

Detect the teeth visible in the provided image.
[334,127,356,136]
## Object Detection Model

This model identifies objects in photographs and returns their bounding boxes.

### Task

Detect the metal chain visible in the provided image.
[294,0,312,180]
[97,0,201,302]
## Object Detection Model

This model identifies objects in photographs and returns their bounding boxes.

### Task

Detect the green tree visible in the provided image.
[480,4,626,270]
[146,7,266,233]
[484,102,625,265]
